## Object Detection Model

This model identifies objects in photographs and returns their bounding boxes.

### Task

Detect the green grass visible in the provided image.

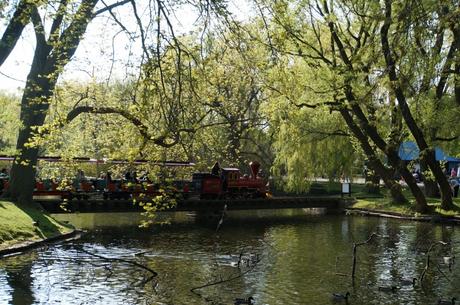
[0,200,73,250]
[352,189,460,218]
[352,198,417,215]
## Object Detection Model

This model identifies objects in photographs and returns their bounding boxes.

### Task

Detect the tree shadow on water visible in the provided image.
[4,262,36,305]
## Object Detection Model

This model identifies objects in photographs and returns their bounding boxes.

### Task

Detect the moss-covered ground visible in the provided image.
[0,200,73,251]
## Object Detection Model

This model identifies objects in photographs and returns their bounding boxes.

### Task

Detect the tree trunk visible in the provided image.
[339,109,408,204]
[420,159,440,198]
[380,0,453,210]
[6,0,98,203]
[396,161,428,213]
[8,82,52,203]
[453,26,460,106]
[7,40,53,203]
[422,149,453,209]
[341,99,428,210]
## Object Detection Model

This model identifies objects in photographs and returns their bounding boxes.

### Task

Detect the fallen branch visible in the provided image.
[78,247,158,284]
[420,241,450,286]
[351,233,378,281]
[190,253,261,293]
[420,255,430,284]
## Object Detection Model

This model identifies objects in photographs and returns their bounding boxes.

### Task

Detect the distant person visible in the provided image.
[0,168,8,178]
[450,178,459,197]
[221,170,228,191]
[132,170,138,183]
[211,161,221,176]
[451,167,457,178]
[124,170,132,181]
[257,169,264,178]
[106,171,112,184]
[76,169,85,182]
[0,169,6,192]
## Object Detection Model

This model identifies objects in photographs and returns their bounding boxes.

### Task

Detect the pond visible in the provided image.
[0,210,459,305]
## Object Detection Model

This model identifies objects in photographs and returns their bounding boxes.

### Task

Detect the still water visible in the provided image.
[0,210,459,305]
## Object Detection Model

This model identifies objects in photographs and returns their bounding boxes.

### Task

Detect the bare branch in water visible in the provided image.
[77,247,158,286]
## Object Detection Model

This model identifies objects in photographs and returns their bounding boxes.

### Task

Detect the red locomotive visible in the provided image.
[192,161,267,199]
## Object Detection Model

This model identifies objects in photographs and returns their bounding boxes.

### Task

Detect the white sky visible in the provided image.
[0,0,253,94]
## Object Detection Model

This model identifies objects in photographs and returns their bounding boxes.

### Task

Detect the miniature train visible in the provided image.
[192,161,267,199]
[0,161,268,201]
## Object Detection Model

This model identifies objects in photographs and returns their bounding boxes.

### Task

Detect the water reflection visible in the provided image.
[0,214,459,304]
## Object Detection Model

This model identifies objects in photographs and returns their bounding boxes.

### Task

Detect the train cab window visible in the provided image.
[228,172,239,181]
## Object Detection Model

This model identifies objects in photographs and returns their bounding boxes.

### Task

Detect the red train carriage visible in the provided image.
[192,161,267,199]
[33,180,72,200]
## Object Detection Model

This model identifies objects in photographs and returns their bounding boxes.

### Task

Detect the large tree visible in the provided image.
[0,0,224,203]
[0,0,126,203]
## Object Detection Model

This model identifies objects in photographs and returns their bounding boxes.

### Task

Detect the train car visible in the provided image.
[192,161,267,199]
[33,180,72,200]
[0,159,266,201]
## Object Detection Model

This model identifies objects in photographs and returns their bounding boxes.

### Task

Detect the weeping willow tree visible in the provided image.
[259,51,358,193]
[271,109,356,193]
[250,0,460,211]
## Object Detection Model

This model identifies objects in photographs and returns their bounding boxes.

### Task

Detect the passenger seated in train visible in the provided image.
[0,168,8,178]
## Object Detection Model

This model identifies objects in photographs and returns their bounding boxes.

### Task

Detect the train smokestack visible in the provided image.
[249,161,260,179]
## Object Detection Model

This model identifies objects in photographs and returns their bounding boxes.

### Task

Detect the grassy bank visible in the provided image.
[0,200,73,251]
[352,194,460,217]
[303,180,460,217]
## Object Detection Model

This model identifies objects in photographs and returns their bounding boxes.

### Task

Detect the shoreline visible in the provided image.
[345,207,460,224]
[0,229,82,258]
[0,199,80,258]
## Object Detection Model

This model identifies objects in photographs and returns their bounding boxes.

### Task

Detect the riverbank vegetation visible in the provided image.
[0,200,72,251]
[0,0,459,216]
[352,186,460,218]
[353,197,460,217]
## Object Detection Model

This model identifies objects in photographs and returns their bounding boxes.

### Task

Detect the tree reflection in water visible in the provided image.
[0,214,458,305]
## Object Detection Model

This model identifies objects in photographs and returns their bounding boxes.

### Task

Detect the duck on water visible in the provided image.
[438,297,457,305]
[234,296,254,305]
[332,292,350,302]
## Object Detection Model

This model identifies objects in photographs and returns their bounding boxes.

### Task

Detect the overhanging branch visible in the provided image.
[93,0,131,16]
[0,0,30,67]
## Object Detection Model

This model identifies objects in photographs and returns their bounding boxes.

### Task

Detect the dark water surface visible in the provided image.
[0,210,459,305]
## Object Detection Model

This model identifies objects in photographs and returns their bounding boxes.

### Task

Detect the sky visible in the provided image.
[0,0,253,95]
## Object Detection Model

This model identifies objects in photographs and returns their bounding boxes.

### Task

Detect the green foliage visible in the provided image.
[259,44,360,192]
[4,0,458,207]
[137,184,179,227]
[0,93,20,155]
